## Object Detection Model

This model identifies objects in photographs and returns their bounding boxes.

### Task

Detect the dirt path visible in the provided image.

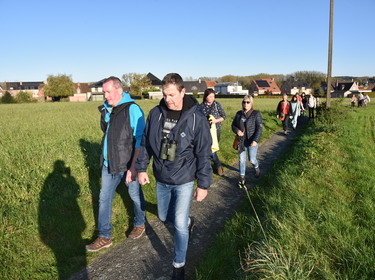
[69,123,304,280]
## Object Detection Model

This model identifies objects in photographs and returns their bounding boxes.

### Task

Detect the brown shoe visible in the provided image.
[85,237,112,252]
[128,225,145,239]
[217,166,224,176]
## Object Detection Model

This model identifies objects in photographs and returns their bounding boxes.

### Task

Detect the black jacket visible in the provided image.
[135,95,212,189]
[98,102,135,174]
[231,109,262,152]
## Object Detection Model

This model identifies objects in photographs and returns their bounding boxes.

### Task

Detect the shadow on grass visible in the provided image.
[38,160,88,280]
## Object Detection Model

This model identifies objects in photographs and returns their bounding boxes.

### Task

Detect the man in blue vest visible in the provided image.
[86,76,146,252]
[136,73,212,279]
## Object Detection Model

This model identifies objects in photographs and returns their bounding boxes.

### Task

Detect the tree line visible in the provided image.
[2,71,373,103]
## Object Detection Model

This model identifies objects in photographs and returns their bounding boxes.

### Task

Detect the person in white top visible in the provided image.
[308,94,317,119]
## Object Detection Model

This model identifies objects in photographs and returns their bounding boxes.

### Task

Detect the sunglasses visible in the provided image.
[242,101,251,104]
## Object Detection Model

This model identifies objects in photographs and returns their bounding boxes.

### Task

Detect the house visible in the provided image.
[280,81,312,95]
[248,78,281,95]
[183,80,207,95]
[358,83,375,94]
[331,80,359,98]
[89,79,106,101]
[1,81,45,99]
[69,83,92,102]
[214,82,247,95]
[146,72,162,89]
[205,81,217,89]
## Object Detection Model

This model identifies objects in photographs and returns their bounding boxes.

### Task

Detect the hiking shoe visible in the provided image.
[128,225,145,239]
[238,176,245,189]
[85,237,112,252]
[172,266,185,280]
[254,167,260,178]
[188,217,195,241]
[217,166,224,176]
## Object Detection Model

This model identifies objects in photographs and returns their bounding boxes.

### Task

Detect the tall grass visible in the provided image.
[195,101,375,279]
[0,97,281,280]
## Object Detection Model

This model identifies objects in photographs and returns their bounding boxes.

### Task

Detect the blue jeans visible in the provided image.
[98,166,145,239]
[156,181,194,268]
[239,144,259,176]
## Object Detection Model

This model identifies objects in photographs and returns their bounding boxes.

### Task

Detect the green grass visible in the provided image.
[0,97,281,280]
[195,101,375,279]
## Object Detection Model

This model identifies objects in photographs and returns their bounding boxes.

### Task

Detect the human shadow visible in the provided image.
[38,160,87,280]
[79,139,101,236]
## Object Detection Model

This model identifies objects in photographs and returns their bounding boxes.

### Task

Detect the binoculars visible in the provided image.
[160,138,177,161]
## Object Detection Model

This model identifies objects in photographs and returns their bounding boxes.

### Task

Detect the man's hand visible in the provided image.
[138,172,150,185]
[125,167,137,183]
[194,188,208,202]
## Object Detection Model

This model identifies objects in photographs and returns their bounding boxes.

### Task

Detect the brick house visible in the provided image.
[248,78,281,95]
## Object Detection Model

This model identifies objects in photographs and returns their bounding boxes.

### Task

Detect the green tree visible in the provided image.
[44,74,75,101]
[219,75,237,82]
[292,71,326,91]
[15,91,35,103]
[121,73,152,96]
[1,92,15,104]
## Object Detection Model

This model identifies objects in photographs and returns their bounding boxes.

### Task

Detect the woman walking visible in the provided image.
[290,95,301,130]
[276,93,292,134]
[200,88,226,176]
[232,95,262,188]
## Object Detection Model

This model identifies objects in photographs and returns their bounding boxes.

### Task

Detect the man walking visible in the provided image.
[136,73,212,279]
[86,76,146,252]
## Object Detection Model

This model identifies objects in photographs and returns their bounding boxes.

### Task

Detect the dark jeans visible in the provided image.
[309,107,315,119]
[212,152,221,168]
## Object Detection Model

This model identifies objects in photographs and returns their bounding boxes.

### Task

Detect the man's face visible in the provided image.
[163,83,185,111]
[103,81,122,107]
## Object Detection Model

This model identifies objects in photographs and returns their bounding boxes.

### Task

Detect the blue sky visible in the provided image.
[1,0,374,82]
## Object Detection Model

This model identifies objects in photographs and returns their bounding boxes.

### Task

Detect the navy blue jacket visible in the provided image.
[232,109,262,152]
[135,95,212,189]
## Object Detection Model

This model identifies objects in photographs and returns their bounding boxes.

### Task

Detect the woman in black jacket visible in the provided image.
[232,95,262,188]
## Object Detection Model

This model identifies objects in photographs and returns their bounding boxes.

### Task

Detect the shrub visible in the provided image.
[15,91,36,103]
[1,92,15,104]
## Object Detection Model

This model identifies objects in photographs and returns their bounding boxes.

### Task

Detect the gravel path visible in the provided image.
[69,123,303,280]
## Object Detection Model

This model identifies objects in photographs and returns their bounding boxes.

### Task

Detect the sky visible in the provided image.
[1,0,374,83]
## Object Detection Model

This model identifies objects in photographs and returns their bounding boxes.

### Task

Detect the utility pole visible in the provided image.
[326,0,334,108]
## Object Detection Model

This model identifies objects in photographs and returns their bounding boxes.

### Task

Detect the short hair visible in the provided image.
[162,73,184,92]
[103,76,123,91]
[203,88,215,101]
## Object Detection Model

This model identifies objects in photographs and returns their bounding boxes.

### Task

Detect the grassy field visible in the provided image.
[0,97,281,280]
[195,101,375,279]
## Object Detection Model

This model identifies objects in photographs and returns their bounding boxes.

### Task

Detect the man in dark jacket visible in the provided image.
[136,73,212,279]
[86,76,146,252]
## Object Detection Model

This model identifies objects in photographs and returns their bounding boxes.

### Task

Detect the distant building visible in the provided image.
[1,81,45,99]
[146,72,162,89]
[214,82,247,94]
[280,81,312,95]
[248,78,281,95]
[183,80,207,95]
[323,80,360,98]
[205,81,217,89]
[69,83,92,102]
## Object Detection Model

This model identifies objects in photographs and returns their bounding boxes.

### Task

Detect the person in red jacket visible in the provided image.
[276,93,292,135]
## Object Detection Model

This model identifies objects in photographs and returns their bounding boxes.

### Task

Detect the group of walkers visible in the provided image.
[351,92,371,108]
[276,92,317,134]
[84,74,314,279]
